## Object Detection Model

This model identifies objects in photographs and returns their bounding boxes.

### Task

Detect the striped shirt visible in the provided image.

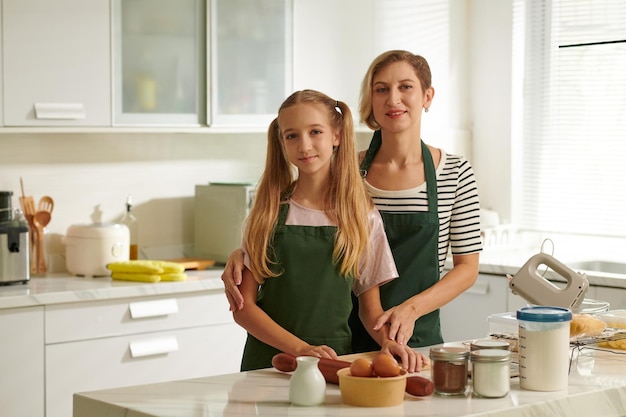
[364,150,483,273]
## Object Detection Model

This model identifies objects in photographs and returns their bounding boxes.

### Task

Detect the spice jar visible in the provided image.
[429,347,469,396]
[471,349,511,398]
[470,339,510,351]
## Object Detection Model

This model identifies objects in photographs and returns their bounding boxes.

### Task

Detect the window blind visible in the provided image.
[515,0,626,237]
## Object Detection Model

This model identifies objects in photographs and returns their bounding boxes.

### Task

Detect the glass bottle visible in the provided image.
[121,195,138,260]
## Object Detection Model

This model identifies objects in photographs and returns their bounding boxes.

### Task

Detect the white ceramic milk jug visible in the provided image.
[288,356,326,406]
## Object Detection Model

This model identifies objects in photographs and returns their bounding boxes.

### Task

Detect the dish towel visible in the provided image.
[106,260,187,282]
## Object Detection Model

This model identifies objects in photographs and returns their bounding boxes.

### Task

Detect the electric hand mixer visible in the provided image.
[508,253,589,311]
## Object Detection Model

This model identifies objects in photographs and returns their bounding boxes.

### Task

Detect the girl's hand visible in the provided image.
[380,342,428,373]
[374,304,418,346]
[295,345,338,360]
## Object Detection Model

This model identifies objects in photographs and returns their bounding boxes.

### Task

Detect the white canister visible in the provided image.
[471,349,511,398]
[63,223,130,277]
[517,306,572,391]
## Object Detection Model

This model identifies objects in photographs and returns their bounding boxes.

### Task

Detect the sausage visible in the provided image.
[406,375,434,397]
[271,352,433,396]
[271,353,351,384]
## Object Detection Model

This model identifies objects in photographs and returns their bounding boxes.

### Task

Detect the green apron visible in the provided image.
[350,130,442,351]
[240,203,354,371]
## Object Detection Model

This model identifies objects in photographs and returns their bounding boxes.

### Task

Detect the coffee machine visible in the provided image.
[0,191,29,284]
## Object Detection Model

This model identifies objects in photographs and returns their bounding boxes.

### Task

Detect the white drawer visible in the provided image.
[47,324,247,417]
[46,291,233,343]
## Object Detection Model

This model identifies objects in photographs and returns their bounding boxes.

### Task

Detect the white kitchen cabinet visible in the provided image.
[440,273,508,342]
[44,291,246,417]
[2,0,111,126]
[595,285,626,310]
[0,4,3,126]
[112,0,205,126]
[0,306,44,417]
[209,0,292,127]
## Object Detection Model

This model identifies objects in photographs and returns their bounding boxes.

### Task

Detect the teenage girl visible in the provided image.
[232,90,426,372]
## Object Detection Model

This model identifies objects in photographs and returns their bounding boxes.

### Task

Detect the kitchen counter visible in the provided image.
[0,269,226,309]
[460,228,626,289]
[74,344,626,417]
[0,268,246,417]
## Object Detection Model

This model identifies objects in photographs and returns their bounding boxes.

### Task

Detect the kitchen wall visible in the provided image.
[0,131,268,270]
[1,0,505,272]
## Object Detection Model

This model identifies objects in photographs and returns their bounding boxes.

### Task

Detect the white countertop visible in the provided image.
[459,229,626,289]
[0,269,226,309]
[74,344,626,417]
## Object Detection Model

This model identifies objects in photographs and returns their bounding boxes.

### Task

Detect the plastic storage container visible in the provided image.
[517,306,572,391]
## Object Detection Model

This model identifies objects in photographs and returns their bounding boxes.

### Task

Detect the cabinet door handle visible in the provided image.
[466,281,490,296]
[34,102,85,119]
[129,336,179,358]
[129,298,178,319]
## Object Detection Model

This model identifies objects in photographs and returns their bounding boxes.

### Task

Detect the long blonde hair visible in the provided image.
[245,89,373,282]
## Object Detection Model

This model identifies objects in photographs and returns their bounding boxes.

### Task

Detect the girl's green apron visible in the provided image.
[350,130,443,351]
[240,203,354,371]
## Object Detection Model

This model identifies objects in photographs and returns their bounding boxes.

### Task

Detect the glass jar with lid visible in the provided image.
[429,346,469,396]
[471,349,511,397]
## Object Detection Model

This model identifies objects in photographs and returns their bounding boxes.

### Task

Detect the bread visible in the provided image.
[570,314,606,338]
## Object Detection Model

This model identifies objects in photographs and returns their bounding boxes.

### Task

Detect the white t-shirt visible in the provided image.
[242,199,398,296]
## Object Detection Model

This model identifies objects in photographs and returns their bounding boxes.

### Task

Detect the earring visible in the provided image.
[424,107,429,113]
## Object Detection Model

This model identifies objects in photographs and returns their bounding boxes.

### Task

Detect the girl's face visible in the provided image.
[279,102,340,179]
[371,61,433,134]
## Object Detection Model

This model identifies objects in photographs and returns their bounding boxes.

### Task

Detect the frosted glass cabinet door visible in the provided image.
[113,0,205,126]
[210,0,292,126]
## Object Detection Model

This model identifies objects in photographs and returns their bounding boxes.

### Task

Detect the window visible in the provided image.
[514,0,626,237]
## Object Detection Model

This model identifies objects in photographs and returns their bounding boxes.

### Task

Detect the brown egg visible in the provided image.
[372,352,401,377]
[349,358,374,377]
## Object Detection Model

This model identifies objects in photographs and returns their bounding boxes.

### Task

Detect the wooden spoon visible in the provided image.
[33,210,51,274]
[38,195,54,214]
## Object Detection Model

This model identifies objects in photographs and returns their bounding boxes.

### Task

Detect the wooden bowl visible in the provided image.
[336,368,407,407]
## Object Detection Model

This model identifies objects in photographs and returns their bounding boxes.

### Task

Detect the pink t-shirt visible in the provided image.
[242,199,398,296]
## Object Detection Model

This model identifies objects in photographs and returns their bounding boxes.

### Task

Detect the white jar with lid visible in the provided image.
[517,306,572,391]
[63,223,129,277]
[471,349,511,398]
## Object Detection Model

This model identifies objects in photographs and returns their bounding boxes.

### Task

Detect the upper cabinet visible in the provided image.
[209,0,292,127]
[2,0,111,127]
[0,0,292,129]
[112,0,206,126]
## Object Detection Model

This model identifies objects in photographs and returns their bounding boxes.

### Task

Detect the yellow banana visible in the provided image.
[160,272,188,281]
[111,272,161,282]
[106,260,185,274]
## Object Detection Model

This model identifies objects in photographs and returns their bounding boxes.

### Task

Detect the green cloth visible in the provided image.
[240,203,354,371]
[350,130,443,351]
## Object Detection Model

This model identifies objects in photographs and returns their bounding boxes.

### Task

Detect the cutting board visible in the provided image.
[339,351,431,370]
[167,257,216,270]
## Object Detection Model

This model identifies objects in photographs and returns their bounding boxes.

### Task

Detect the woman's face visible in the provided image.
[371,61,433,134]
[279,102,340,179]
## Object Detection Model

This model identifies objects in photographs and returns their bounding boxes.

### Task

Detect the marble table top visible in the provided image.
[74,345,626,417]
[0,269,226,309]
